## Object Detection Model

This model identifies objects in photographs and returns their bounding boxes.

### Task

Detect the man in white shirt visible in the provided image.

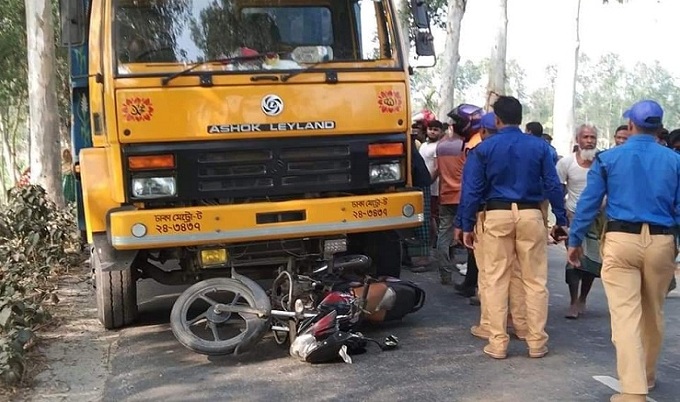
[556,124,599,319]
[419,120,444,246]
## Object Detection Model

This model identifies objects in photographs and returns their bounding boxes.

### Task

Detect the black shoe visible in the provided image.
[454,282,475,298]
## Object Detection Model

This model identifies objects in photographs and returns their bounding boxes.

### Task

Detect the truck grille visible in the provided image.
[123,134,406,202]
[196,145,352,193]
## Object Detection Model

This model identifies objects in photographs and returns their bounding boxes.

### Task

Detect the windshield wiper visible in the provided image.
[161,52,285,86]
[280,61,337,83]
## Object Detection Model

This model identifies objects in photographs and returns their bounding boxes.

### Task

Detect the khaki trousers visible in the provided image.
[600,226,676,394]
[508,263,527,331]
[540,200,550,228]
[476,247,527,331]
[474,212,489,326]
[481,207,548,351]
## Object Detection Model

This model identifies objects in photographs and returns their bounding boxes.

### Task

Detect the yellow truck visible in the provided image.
[60,0,435,330]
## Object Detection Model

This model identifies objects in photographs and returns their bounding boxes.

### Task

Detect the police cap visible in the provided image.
[623,100,664,129]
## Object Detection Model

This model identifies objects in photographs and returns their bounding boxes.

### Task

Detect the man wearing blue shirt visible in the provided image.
[566,100,680,402]
[460,96,568,360]
[456,112,529,342]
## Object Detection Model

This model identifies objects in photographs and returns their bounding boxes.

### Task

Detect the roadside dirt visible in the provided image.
[10,263,117,402]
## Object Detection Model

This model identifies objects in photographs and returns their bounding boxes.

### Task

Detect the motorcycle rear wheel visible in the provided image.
[170,278,265,355]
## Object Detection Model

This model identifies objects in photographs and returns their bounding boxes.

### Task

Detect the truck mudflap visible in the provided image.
[107,192,424,250]
[92,233,138,273]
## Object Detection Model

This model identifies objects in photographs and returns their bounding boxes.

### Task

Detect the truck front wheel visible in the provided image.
[92,249,138,329]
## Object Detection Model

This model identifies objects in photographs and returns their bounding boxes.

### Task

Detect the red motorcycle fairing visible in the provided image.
[318,292,354,315]
[317,291,360,331]
[310,310,339,339]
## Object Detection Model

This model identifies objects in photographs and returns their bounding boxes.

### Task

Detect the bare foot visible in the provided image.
[565,304,579,319]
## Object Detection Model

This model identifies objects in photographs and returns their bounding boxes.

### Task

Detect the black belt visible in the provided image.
[605,221,673,235]
[485,200,541,211]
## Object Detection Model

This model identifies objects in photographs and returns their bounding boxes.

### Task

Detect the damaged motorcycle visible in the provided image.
[169,252,425,363]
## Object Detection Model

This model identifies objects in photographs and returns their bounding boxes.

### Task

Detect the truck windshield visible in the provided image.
[114,0,398,75]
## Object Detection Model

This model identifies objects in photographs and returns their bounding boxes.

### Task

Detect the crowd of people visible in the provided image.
[403,96,679,402]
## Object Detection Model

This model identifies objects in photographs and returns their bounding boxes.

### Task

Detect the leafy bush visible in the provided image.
[0,185,80,385]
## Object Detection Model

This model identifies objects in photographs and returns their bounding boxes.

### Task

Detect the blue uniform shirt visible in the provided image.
[568,134,680,247]
[459,126,568,232]
[549,144,559,165]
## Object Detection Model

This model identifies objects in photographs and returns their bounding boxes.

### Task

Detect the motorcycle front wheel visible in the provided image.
[170,278,267,355]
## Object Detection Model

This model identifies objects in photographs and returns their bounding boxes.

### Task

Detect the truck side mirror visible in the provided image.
[411,0,431,30]
[414,32,435,58]
[59,0,86,47]
[410,0,436,66]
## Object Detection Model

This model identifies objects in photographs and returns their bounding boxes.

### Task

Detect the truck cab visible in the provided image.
[60,0,435,329]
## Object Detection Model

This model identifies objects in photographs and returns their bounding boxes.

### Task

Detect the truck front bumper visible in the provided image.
[108,192,424,250]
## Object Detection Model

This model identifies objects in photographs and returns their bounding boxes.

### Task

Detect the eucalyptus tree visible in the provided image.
[485,0,507,110]
[436,0,467,119]
[25,0,64,206]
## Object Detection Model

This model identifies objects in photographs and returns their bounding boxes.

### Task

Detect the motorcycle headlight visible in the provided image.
[131,177,176,199]
[369,161,402,184]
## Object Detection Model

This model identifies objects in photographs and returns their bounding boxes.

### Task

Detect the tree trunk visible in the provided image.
[436,0,466,119]
[485,0,508,111]
[0,109,21,185]
[0,102,27,185]
[1,122,17,184]
[25,0,64,206]
[552,0,582,157]
[0,115,9,200]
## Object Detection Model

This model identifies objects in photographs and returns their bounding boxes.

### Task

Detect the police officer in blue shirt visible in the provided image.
[566,100,680,402]
[460,96,568,360]
[455,112,530,341]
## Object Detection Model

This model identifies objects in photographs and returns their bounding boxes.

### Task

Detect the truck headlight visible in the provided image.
[369,161,402,184]
[131,177,176,199]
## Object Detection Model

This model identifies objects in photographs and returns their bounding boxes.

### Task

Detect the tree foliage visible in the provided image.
[0,186,80,385]
[574,54,680,143]
[411,58,527,113]
[411,53,680,145]
[0,0,29,193]
[0,0,70,197]
[428,0,452,30]
[410,68,439,111]
[0,0,27,104]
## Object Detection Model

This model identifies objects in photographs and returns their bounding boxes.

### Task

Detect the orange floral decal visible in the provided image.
[122,97,155,122]
[377,90,403,113]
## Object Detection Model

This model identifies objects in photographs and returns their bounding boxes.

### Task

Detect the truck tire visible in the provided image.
[92,249,138,329]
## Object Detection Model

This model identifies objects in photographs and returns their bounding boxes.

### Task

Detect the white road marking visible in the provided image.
[593,375,658,402]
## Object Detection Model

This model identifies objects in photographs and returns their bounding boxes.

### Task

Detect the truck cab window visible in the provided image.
[113,0,398,75]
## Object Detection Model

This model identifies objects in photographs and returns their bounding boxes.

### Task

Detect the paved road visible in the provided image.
[102,246,680,402]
